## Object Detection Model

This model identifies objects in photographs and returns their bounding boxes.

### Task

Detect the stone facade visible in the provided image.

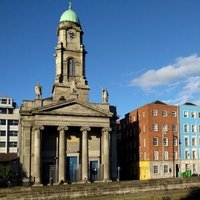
[19,5,117,185]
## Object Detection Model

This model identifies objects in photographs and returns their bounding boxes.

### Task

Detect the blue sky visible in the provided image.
[1,0,200,118]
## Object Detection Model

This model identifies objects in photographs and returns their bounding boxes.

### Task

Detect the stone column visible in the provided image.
[33,126,44,185]
[80,127,91,181]
[102,127,111,181]
[58,126,68,183]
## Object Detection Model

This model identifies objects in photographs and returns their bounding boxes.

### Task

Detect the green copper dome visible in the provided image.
[60,3,80,24]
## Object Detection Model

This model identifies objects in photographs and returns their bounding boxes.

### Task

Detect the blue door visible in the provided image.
[67,156,77,182]
[90,161,98,181]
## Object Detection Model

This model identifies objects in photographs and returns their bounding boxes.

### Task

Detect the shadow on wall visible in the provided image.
[181,188,200,200]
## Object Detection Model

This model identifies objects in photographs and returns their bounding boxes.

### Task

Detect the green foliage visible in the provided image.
[0,165,12,179]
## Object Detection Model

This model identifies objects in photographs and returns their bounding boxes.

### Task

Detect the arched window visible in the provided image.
[68,58,76,77]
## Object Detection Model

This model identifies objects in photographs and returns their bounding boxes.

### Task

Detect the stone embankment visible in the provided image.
[0,177,200,200]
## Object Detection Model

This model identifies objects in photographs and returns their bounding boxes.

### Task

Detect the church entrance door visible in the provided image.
[90,161,98,181]
[67,156,77,182]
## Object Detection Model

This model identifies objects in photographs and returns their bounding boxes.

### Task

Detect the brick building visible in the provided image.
[117,100,179,180]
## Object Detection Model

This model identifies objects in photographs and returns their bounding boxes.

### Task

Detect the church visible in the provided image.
[19,4,117,185]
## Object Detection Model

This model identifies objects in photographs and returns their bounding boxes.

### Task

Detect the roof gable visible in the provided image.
[31,99,112,117]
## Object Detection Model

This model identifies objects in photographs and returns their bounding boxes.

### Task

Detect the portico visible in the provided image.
[30,122,111,184]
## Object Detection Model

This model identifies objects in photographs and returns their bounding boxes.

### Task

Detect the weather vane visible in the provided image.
[69,2,72,9]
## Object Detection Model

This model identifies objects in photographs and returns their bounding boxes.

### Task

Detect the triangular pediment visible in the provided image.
[31,99,112,117]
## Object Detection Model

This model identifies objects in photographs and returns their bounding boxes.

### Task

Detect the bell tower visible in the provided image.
[52,3,89,102]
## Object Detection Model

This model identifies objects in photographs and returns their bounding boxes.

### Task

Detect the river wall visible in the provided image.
[0,177,200,200]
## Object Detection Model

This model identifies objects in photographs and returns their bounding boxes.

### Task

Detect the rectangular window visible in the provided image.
[0,131,6,136]
[153,151,159,160]
[185,164,189,170]
[163,138,168,146]
[8,109,13,114]
[184,138,189,146]
[193,164,197,172]
[162,124,168,132]
[184,124,189,132]
[152,109,158,116]
[198,125,200,132]
[192,138,197,146]
[142,112,145,118]
[1,98,7,104]
[8,131,18,136]
[153,123,158,131]
[0,142,6,147]
[8,120,18,126]
[164,151,168,160]
[185,150,189,159]
[191,111,196,118]
[191,124,196,133]
[162,110,167,117]
[172,124,177,132]
[0,108,7,114]
[153,165,159,174]
[153,137,158,146]
[164,165,169,174]
[198,112,200,118]
[192,150,197,159]
[0,119,6,125]
[172,111,177,117]
[184,111,189,118]
[8,142,17,147]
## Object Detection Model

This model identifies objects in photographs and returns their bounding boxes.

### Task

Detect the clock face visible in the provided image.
[67,29,76,39]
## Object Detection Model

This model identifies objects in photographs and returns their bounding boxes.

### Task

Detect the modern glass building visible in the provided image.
[0,97,19,153]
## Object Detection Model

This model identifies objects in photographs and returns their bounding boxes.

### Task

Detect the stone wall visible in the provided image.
[1,177,200,200]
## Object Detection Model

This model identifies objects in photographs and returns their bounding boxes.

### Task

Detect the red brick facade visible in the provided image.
[117,101,179,180]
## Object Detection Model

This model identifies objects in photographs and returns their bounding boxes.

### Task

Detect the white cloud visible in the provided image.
[131,54,200,90]
[169,76,200,105]
[131,54,200,105]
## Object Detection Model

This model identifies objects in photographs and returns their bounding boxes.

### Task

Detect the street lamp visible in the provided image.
[117,166,120,181]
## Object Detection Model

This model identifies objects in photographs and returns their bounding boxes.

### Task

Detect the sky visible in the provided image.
[1,0,200,118]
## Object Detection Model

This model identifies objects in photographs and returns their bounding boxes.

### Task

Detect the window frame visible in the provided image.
[162,110,167,117]
[153,165,159,174]
[184,124,189,133]
[152,109,158,117]
[184,137,189,147]
[164,165,169,174]
[153,151,159,160]
[191,111,196,118]
[0,142,6,147]
[172,111,177,117]
[163,137,168,146]
[172,124,177,132]
[152,123,158,131]
[183,111,189,118]
[68,58,76,77]
[153,137,158,146]
[164,151,169,160]
[0,130,6,136]
[0,119,6,125]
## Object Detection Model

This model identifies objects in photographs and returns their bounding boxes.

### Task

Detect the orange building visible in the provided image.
[117,101,179,180]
